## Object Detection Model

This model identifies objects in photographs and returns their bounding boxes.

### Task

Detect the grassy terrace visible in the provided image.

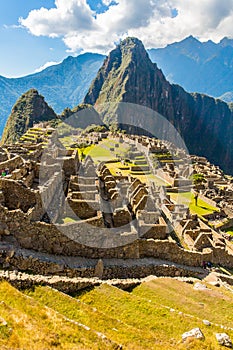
[0,282,108,350]
[1,274,233,349]
[24,278,233,350]
[169,192,219,217]
[76,139,170,186]
[58,135,75,148]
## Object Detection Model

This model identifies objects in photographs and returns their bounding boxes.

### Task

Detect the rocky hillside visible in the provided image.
[0,53,105,136]
[148,36,233,102]
[84,37,233,175]
[1,89,57,144]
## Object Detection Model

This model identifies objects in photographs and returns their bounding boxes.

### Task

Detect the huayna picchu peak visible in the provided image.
[84,37,233,175]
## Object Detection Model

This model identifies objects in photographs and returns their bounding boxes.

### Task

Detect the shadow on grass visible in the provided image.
[196,205,209,210]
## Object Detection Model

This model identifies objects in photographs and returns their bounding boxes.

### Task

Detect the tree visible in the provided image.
[192,173,206,187]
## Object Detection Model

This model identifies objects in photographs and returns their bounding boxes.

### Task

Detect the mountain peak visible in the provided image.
[220,37,233,47]
[185,35,199,42]
[84,37,233,174]
[84,36,160,113]
[1,89,57,144]
[175,35,201,48]
[119,37,144,48]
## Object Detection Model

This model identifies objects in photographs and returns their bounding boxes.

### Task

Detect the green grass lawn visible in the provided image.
[60,216,77,224]
[170,192,219,216]
[88,143,114,161]
[59,135,76,148]
[107,161,131,176]
[77,139,124,163]
[106,161,169,186]
[78,138,138,166]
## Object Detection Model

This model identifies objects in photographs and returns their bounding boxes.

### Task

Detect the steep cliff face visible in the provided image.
[1,89,57,144]
[84,37,233,174]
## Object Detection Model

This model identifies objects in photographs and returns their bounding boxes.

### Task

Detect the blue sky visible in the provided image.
[1,0,233,78]
[0,1,65,77]
[0,0,109,77]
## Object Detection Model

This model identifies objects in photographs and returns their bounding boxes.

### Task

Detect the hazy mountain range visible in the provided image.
[148,36,233,102]
[1,35,233,139]
[0,53,104,135]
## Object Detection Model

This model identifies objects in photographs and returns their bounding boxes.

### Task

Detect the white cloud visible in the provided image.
[20,0,233,54]
[102,0,114,5]
[34,61,61,73]
[3,24,23,29]
[20,0,96,38]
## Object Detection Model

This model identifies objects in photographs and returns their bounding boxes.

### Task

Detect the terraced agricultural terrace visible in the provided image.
[0,277,233,349]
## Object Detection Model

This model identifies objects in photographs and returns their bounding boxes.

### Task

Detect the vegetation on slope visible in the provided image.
[60,103,104,129]
[1,89,57,144]
[0,53,105,136]
[0,276,232,349]
[0,281,112,349]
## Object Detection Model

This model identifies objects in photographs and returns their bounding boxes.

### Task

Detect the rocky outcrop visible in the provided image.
[84,37,233,174]
[1,89,57,144]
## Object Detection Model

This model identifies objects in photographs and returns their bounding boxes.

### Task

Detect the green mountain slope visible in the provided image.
[1,89,57,144]
[25,278,233,350]
[0,281,113,349]
[61,103,104,130]
[0,275,233,349]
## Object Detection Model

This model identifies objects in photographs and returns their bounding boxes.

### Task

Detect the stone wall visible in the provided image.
[1,202,233,268]
[0,179,37,212]
[0,271,140,292]
[0,155,24,172]
[62,150,79,177]
[67,199,100,219]
[138,217,168,240]
[0,240,206,281]
[138,239,210,267]
[157,168,174,186]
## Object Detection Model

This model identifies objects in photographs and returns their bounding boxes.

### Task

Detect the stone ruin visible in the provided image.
[0,127,232,281]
